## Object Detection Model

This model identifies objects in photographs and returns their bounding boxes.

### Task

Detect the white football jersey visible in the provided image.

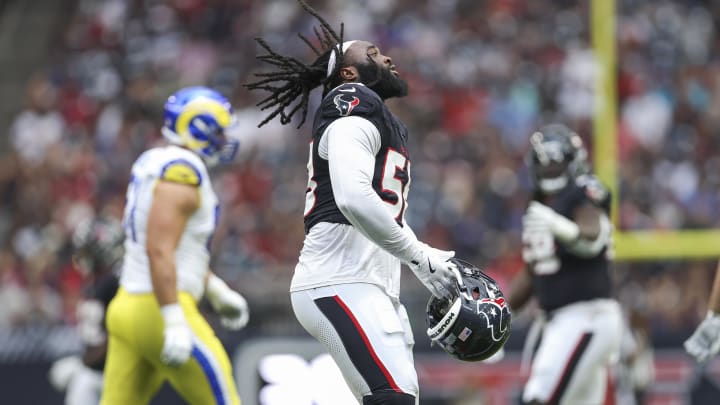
[292,222,402,297]
[120,145,218,300]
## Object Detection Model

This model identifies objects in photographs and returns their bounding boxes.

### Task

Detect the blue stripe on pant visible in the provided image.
[192,345,225,405]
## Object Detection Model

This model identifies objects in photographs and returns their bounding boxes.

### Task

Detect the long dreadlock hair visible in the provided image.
[244,0,346,128]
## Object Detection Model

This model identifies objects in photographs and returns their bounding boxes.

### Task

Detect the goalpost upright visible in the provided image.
[591,0,720,260]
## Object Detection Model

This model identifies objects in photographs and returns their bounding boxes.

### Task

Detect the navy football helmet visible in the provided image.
[425,259,511,362]
[528,123,588,194]
[72,216,124,275]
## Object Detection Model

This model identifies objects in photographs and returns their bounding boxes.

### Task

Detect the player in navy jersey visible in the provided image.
[48,216,123,405]
[685,263,720,361]
[245,2,457,404]
[508,124,623,405]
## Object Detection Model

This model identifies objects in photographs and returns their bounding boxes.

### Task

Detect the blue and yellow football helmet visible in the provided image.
[162,86,239,165]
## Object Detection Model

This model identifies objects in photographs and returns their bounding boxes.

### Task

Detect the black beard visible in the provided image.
[355,62,409,100]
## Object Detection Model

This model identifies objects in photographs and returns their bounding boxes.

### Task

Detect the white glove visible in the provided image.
[160,304,193,367]
[522,208,551,234]
[206,274,250,330]
[526,201,579,243]
[684,311,720,363]
[48,355,83,391]
[408,246,458,299]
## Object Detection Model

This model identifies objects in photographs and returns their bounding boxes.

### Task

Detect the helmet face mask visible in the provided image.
[528,124,588,195]
[162,87,239,166]
[425,259,512,362]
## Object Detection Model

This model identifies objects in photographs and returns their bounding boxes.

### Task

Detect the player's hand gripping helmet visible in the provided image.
[425,259,511,362]
[72,216,125,275]
[162,86,239,166]
[528,123,588,194]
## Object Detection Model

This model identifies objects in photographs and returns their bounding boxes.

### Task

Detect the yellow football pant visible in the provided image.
[100,288,240,405]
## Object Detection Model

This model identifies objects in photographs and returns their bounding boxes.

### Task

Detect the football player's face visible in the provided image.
[343,42,393,73]
[536,160,566,180]
[365,45,397,77]
[531,139,567,179]
[351,44,408,100]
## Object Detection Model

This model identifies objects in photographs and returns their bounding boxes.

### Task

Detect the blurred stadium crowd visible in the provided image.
[1,0,719,351]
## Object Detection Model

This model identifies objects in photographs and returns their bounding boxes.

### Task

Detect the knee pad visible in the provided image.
[362,390,416,405]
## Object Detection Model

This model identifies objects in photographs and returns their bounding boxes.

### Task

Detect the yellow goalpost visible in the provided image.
[591,0,720,260]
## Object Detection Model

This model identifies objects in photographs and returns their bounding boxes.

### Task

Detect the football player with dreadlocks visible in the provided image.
[507,124,623,405]
[48,216,123,405]
[245,1,457,404]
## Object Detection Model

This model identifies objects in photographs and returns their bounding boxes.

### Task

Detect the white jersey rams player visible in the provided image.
[100,87,248,405]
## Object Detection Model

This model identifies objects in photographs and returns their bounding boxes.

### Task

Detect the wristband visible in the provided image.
[160,303,185,326]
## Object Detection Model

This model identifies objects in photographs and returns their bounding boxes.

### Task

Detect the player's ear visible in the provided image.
[339,66,358,82]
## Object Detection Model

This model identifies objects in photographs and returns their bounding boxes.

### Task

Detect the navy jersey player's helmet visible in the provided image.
[72,216,125,275]
[528,123,588,194]
[425,259,511,362]
[161,86,239,166]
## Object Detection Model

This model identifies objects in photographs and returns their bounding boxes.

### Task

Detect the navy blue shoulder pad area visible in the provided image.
[565,174,611,213]
[320,84,383,119]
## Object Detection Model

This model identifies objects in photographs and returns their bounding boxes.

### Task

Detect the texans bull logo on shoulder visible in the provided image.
[333,94,360,116]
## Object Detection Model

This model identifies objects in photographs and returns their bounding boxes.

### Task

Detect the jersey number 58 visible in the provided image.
[303,143,410,224]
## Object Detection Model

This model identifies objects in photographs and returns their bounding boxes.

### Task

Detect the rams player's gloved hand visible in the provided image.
[408,246,458,299]
[684,311,720,363]
[160,304,193,367]
[206,274,250,330]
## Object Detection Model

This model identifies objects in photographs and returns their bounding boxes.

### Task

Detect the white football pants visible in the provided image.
[523,299,623,405]
[291,283,419,403]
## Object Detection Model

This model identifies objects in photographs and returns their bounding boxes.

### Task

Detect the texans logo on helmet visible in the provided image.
[479,297,507,309]
[477,298,510,342]
[333,94,360,116]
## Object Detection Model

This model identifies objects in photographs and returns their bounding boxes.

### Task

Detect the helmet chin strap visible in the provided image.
[539,176,568,193]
